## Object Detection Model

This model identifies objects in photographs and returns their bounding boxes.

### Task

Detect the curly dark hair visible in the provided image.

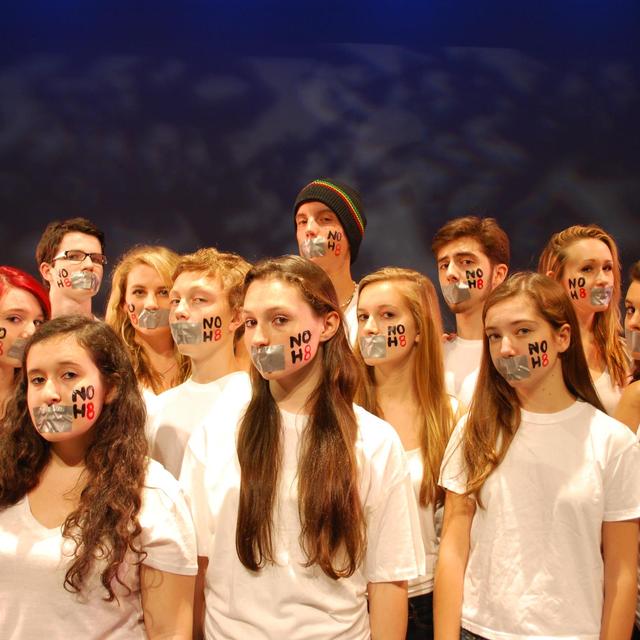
[0,315,148,601]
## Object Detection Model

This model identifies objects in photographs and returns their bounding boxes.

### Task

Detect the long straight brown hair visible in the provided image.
[235,255,366,579]
[354,267,453,509]
[462,272,604,505]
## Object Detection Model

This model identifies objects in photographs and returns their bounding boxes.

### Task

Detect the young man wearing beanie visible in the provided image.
[293,178,366,345]
[431,216,510,403]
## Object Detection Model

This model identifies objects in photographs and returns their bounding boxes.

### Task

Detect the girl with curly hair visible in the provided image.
[0,316,196,638]
[538,224,628,414]
[105,245,190,404]
[181,255,424,639]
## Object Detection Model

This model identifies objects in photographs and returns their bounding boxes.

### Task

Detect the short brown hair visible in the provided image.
[431,216,510,267]
[35,217,105,267]
[173,248,251,313]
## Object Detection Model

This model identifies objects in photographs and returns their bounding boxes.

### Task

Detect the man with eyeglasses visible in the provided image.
[36,217,106,319]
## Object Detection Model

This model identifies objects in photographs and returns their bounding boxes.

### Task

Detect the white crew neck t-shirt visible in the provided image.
[180,402,425,640]
[440,400,640,640]
[443,336,483,396]
[0,459,197,639]
[146,371,251,478]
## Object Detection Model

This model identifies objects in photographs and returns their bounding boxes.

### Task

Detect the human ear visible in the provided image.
[555,323,571,353]
[546,269,555,278]
[492,263,508,287]
[319,310,340,342]
[39,262,54,285]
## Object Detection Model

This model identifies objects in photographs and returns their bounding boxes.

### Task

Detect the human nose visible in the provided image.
[41,378,62,404]
[595,267,613,286]
[145,292,159,310]
[173,298,189,321]
[305,218,319,237]
[499,335,517,357]
[250,321,269,347]
[446,263,459,282]
[22,322,38,338]
[362,315,379,336]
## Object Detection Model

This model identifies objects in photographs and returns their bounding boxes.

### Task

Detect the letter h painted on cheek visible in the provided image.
[290,330,312,363]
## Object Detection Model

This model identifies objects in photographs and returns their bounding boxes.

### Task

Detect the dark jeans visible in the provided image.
[406,592,433,640]
[460,629,489,640]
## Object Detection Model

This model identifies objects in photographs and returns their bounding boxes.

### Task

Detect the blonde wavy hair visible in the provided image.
[354,267,454,508]
[538,224,627,388]
[105,245,190,393]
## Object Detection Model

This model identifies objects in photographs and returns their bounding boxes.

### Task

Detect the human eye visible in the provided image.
[580,265,593,273]
[29,375,46,386]
[381,311,395,320]
[357,312,369,323]
[5,314,22,324]
[486,332,500,342]
[169,297,180,306]
[626,305,636,317]
[131,288,146,297]
[273,315,288,327]
[61,370,78,381]
[244,318,257,329]
[438,262,449,271]
[158,288,170,297]
[66,250,85,262]
[193,297,207,304]
[516,327,532,336]
[295,215,307,226]
[603,264,613,272]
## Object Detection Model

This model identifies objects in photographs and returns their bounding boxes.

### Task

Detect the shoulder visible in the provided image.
[354,403,403,451]
[143,458,184,503]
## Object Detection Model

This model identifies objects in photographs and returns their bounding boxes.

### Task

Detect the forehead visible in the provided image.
[359,280,409,308]
[296,201,340,220]
[437,237,488,261]
[243,278,307,310]
[626,281,640,303]
[56,231,102,254]
[126,263,166,287]
[172,271,223,294]
[0,286,44,316]
[27,334,94,369]
[485,294,543,324]
[565,238,613,263]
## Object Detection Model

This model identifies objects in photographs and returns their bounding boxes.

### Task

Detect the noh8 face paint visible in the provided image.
[55,268,100,293]
[251,330,317,378]
[170,316,223,345]
[32,385,99,435]
[567,277,613,308]
[301,230,344,259]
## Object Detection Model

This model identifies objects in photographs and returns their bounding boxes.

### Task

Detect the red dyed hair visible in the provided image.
[0,266,51,319]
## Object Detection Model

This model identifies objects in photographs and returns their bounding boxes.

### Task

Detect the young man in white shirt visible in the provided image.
[146,248,251,477]
[432,216,510,398]
[293,178,366,344]
[36,217,106,319]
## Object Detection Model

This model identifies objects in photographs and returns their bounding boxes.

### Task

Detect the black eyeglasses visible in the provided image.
[52,250,108,266]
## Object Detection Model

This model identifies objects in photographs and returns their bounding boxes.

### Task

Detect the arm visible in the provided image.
[434,490,476,640]
[600,519,639,640]
[141,565,196,640]
[193,556,209,640]
[614,382,640,433]
[368,580,408,640]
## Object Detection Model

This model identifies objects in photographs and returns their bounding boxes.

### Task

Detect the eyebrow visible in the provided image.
[295,208,335,218]
[484,319,538,331]
[242,306,290,315]
[437,251,479,263]
[2,307,42,315]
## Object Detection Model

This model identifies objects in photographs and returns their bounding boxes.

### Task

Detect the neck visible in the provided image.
[135,329,175,356]
[50,292,93,319]
[575,307,596,334]
[51,431,94,467]
[515,362,575,413]
[270,351,323,413]
[455,306,484,340]
[190,342,240,384]
[372,355,417,403]
[329,267,356,309]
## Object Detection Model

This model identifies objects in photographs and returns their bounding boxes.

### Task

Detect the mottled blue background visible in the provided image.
[1,2,638,327]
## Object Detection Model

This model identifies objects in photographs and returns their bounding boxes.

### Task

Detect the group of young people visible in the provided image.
[0,176,639,640]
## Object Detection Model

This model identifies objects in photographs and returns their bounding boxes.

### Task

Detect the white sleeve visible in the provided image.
[438,418,468,495]
[139,462,198,576]
[179,424,211,558]
[363,433,426,583]
[603,437,640,521]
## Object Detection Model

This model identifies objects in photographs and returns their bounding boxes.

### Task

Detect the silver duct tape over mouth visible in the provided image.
[300,237,327,258]
[495,355,531,381]
[590,286,613,307]
[70,271,100,292]
[33,404,74,433]
[251,345,286,374]
[360,335,387,359]
[138,308,170,329]
[7,338,28,361]
[170,321,203,344]
[626,330,640,354]
[442,282,471,305]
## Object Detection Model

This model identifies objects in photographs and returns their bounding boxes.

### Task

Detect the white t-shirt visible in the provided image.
[146,371,251,478]
[443,337,483,396]
[180,402,425,640]
[440,400,640,640]
[343,285,358,347]
[593,368,622,416]
[0,459,198,639]
[457,368,479,410]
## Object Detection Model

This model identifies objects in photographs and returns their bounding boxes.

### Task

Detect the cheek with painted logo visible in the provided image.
[128,303,139,326]
[203,316,224,342]
[32,384,100,436]
[386,324,407,348]
[0,326,5,357]
[289,330,313,364]
[528,341,549,369]
[465,268,485,291]
[326,229,343,257]
[567,276,587,301]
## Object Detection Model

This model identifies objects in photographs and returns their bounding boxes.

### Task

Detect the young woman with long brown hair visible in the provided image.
[434,272,640,640]
[538,224,628,414]
[0,266,50,418]
[615,260,640,433]
[180,255,424,639]
[0,316,197,638]
[105,245,190,404]
[354,267,455,639]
